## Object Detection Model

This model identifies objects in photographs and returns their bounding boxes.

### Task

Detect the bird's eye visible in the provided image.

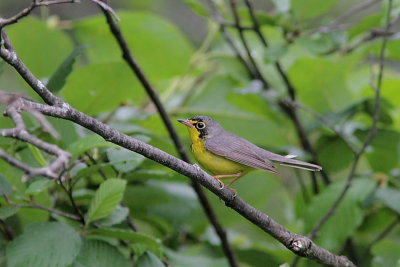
[196,122,206,129]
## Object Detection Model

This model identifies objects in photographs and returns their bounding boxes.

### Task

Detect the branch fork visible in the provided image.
[0,96,70,181]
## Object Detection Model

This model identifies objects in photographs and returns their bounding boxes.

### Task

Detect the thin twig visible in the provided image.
[342,14,398,54]
[362,214,400,259]
[289,101,358,154]
[310,0,383,35]
[243,0,331,187]
[58,180,86,224]
[0,0,76,29]
[0,103,70,181]
[85,151,139,232]
[98,6,238,266]
[3,194,80,221]
[308,0,392,240]
[0,219,14,241]
[206,0,259,80]
[228,0,269,87]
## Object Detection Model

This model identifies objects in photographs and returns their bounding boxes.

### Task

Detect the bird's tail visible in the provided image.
[273,154,322,171]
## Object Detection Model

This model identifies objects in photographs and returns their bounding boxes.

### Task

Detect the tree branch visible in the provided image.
[0,43,355,267]
[0,98,70,181]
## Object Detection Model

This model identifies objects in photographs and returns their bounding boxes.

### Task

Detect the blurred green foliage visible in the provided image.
[1,0,400,266]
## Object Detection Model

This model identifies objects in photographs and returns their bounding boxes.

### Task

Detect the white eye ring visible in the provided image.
[196,122,205,129]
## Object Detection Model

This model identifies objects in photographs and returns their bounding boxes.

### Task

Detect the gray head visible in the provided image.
[177,115,223,139]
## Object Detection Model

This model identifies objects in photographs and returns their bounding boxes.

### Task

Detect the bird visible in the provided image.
[178,115,322,191]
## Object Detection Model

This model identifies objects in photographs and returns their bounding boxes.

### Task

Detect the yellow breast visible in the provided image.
[187,127,253,175]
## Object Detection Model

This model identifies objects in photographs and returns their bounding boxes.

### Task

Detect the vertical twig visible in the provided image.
[242,0,331,187]
[308,0,392,241]
[228,0,270,87]
[98,6,239,267]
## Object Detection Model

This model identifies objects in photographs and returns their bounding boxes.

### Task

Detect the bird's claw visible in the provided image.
[229,188,237,198]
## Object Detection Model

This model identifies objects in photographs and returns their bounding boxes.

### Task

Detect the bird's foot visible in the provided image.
[212,175,225,189]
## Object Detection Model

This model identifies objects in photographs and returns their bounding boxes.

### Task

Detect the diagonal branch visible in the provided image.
[288,100,358,154]
[96,5,238,267]
[0,39,355,267]
[1,94,356,267]
[0,0,77,29]
[310,0,383,35]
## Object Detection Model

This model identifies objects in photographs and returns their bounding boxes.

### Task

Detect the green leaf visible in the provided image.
[106,147,145,173]
[263,44,288,62]
[0,207,20,220]
[6,17,73,78]
[288,58,354,112]
[165,248,229,267]
[67,135,116,156]
[317,136,354,172]
[303,179,375,251]
[25,178,53,195]
[73,12,193,83]
[47,45,86,93]
[363,129,400,172]
[371,239,400,267]
[349,13,384,39]
[297,33,343,55]
[272,0,290,13]
[183,0,209,17]
[61,62,143,115]
[375,187,400,213]
[97,206,129,226]
[135,251,164,267]
[87,179,127,223]
[0,174,13,195]
[27,144,47,167]
[183,75,289,147]
[91,228,161,250]
[236,247,281,267]
[73,239,130,267]
[291,0,336,20]
[6,222,81,267]
[0,60,4,75]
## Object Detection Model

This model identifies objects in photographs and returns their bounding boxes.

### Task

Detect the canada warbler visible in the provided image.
[178,115,322,190]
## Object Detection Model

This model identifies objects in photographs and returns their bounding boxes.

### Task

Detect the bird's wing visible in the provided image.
[204,131,277,173]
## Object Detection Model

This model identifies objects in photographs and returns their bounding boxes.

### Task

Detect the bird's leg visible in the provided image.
[213,172,243,190]
[226,175,245,188]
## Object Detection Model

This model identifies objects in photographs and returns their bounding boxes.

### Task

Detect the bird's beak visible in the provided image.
[177,119,194,128]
